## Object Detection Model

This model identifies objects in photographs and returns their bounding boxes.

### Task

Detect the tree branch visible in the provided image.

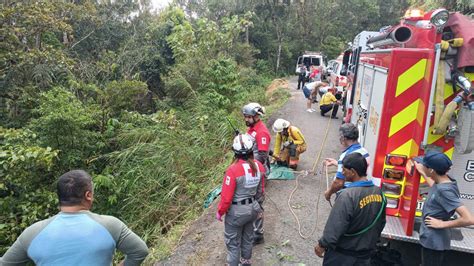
[70,29,96,49]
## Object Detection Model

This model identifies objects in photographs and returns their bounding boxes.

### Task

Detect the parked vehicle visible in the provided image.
[327,57,349,89]
[295,51,327,79]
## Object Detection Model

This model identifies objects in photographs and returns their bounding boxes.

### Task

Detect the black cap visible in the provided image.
[413,151,452,174]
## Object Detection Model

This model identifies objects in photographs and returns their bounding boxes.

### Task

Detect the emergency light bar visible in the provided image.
[404,8,425,20]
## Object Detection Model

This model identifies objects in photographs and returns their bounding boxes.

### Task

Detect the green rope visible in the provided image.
[344,193,386,237]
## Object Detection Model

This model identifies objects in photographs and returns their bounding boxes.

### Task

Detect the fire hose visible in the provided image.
[432,39,473,134]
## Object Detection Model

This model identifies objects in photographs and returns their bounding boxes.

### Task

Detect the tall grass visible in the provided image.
[94,79,289,261]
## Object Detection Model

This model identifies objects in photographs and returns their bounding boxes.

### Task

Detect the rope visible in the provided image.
[325,163,333,208]
[287,104,336,239]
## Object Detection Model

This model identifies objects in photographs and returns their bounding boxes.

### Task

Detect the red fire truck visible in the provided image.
[341,8,474,253]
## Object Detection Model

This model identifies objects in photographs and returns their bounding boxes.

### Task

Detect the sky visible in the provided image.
[151,0,172,10]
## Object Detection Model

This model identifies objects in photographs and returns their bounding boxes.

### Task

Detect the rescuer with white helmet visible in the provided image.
[272,118,307,169]
[242,102,270,167]
[216,133,265,266]
[242,102,270,245]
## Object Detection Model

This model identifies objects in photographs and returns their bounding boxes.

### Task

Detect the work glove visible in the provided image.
[216,211,223,222]
[271,156,280,164]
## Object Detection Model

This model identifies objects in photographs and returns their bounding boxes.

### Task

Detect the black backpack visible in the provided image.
[371,244,402,266]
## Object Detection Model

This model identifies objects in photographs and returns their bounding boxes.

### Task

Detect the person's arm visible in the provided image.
[0,219,51,266]
[319,193,352,250]
[255,131,270,164]
[273,133,282,157]
[256,130,270,152]
[414,161,435,187]
[217,169,236,216]
[290,127,305,145]
[255,151,268,164]
[324,158,338,166]
[255,161,265,203]
[0,233,31,266]
[325,179,345,201]
[425,206,474,229]
[115,222,149,266]
[425,189,472,229]
[324,159,345,201]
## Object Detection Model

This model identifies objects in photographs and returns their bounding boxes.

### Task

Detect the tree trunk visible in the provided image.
[276,36,282,72]
[35,33,41,49]
[63,32,69,45]
[245,27,249,44]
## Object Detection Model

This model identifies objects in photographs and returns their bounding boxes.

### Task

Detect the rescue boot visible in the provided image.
[240,258,252,266]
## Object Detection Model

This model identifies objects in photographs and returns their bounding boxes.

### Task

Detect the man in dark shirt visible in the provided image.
[297,64,307,90]
[414,151,474,266]
[315,153,386,266]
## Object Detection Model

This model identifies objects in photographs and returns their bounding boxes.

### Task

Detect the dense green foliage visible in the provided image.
[1,0,470,261]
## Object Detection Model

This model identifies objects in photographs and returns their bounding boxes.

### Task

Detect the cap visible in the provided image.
[413,151,452,174]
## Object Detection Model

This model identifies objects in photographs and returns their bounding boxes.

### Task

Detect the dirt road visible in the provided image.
[159,76,342,265]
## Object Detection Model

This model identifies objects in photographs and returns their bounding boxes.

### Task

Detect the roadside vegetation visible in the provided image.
[1,0,470,261]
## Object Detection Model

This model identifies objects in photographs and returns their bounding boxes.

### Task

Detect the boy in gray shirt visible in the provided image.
[414,151,474,266]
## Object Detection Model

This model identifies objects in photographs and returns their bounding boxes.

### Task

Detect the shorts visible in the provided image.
[303,86,311,99]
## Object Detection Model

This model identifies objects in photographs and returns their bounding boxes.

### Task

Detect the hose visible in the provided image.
[433,101,458,135]
[434,63,445,127]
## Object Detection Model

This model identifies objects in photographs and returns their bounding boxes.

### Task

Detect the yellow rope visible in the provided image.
[287,105,336,239]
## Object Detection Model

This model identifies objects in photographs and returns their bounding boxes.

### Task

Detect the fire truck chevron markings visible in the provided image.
[390,139,419,157]
[389,99,425,137]
[395,59,427,97]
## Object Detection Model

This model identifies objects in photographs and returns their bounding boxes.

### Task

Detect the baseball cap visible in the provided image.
[413,151,452,174]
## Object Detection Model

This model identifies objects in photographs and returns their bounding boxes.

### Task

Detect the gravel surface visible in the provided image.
[158,76,342,265]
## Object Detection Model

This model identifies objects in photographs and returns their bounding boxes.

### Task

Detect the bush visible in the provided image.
[163,68,194,105]
[28,87,104,171]
[0,128,59,253]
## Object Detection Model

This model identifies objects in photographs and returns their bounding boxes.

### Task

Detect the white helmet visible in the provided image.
[232,133,254,155]
[272,118,290,133]
[242,103,265,116]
